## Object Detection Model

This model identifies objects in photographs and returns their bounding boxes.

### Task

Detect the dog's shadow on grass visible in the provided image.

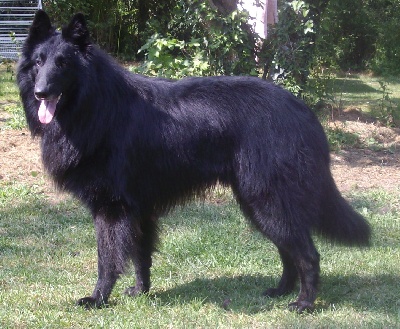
[149,273,399,315]
[152,275,279,313]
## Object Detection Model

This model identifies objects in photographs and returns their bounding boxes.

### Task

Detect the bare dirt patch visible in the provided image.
[0,108,399,199]
[331,148,399,192]
[0,129,42,183]
[328,108,400,192]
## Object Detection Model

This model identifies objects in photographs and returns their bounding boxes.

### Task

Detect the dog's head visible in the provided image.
[18,10,91,125]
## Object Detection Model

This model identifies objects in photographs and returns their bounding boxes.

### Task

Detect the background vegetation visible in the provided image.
[40,1,400,92]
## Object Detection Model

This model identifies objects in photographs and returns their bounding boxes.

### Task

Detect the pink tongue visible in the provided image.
[38,99,57,124]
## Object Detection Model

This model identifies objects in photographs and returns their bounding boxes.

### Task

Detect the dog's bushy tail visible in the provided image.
[317,178,371,246]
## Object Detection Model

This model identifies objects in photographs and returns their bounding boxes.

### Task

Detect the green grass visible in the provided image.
[320,74,400,150]
[0,183,399,328]
[331,74,400,125]
[0,62,17,99]
[0,63,26,130]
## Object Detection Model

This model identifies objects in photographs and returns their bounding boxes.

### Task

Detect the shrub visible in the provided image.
[133,1,257,78]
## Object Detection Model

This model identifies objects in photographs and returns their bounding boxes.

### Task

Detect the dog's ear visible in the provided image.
[62,13,91,51]
[28,10,53,41]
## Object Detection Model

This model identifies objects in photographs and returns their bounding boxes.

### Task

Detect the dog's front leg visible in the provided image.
[77,214,132,308]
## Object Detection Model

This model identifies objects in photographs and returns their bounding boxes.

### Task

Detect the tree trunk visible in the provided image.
[208,0,237,15]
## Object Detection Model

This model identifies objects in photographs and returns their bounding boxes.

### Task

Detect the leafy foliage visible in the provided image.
[367,0,400,75]
[315,0,375,71]
[266,0,316,88]
[314,0,400,75]
[132,35,210,78]
[261,0,334,107]
[374,81,398,127]
[43,0,140,55]
[133,1,257,78]
[40,0,400,112]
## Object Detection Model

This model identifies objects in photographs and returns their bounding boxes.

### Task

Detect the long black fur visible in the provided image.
[17,11,371,312]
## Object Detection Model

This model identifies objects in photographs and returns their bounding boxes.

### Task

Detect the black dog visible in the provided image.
[17,11,370,312]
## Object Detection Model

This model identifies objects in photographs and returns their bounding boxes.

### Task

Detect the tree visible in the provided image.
[208,0,237,14]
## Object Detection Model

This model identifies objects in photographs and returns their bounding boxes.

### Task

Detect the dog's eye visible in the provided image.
[35,53,46,67]
[55,56,67,68]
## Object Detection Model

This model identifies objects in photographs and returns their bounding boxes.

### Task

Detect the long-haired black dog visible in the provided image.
[17,11,370,312]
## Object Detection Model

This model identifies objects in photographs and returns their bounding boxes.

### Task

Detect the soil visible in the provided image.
[0,107,399,199]
[328,108,400,192]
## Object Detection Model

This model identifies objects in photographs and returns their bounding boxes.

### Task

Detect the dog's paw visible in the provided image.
[124,286,148,297]
[288,300,314,313]
[76,296,104,309]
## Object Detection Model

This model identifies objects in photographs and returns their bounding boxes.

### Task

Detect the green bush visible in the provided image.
[134,1,257,78]
[314,0,400,75]
[266,0,316,90]
[369,1,400,75]
[43,0,140,55]
[262,0,335,108]
[132,35,210,78]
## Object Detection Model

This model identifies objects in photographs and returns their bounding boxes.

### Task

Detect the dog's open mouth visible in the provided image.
[37,94,62,124]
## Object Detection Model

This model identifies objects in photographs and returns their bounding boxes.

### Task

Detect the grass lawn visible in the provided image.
[0,185,399,328]
[330,73,400,124]
[0,64,399,328]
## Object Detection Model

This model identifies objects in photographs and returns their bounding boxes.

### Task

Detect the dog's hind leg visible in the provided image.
[124,215,159,298]
[284,236,320,313]
[261,220,320,312]
[234,190,320,313]
[264,224,320,313]
[264,247,298,297]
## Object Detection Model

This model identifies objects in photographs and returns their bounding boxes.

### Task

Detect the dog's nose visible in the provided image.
[34,90,49,100]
